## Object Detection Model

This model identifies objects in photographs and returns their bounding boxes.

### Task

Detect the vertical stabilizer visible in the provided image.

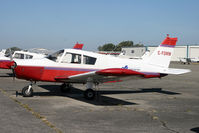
[73,43,84,50]
[146,35,177,68]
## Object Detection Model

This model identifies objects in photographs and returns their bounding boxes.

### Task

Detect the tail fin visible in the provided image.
[146,35,177,68]
[73,43,84,50]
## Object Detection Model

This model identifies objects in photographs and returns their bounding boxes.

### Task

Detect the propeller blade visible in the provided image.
[10,62,17,81]
[12,68,15,81]
[8,48,13,61]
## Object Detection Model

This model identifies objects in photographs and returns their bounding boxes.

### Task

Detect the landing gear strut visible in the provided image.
[84,77,99,100]
[60,83,72,93]
[22,84,33,97]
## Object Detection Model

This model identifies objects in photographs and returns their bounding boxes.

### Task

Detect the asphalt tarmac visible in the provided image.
[0,63,199,133]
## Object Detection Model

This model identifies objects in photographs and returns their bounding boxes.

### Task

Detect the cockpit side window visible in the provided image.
[47,50,64,62]
[61,52,81,64]
[14,53,24,59]
[83,55,96,65]
[25,54,33,59]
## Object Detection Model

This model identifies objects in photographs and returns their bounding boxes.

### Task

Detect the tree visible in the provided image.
[134,43,144,47]
[5,47,22,55]
[98,40,144,52]
[114,41,134,51]
[98,43,115,51]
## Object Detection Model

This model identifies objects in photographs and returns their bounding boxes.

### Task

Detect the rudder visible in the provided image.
[145,35,178,68]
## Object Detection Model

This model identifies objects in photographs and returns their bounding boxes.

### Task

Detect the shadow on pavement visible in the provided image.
[16,85,181,106]
[191,127,199,133]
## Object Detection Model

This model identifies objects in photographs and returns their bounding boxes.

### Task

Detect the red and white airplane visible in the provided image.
[0,51,45,69]
[13,35,190,100]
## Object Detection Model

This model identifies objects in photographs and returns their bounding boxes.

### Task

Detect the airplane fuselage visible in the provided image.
[14,49,162,83]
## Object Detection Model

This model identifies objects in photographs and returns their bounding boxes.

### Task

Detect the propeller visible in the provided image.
[8,48,16,80]
[8,48,13,61]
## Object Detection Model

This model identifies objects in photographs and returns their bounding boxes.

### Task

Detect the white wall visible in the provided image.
[172,46,187,61]
[122,46,199,61]
[189,46,199,58]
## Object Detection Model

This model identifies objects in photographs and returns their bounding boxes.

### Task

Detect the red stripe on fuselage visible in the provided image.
[15,65,91,82]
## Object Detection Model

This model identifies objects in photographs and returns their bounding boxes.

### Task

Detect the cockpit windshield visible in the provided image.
[46,50,64,62]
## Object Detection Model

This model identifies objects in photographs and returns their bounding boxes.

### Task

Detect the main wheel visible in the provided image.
[22,85,33,97]
[84,89,95,100]
[60,83,71,93]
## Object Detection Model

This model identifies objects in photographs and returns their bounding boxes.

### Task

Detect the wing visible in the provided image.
[54,68,161,83]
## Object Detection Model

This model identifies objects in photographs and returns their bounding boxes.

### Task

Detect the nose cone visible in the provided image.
[14,65,44,81]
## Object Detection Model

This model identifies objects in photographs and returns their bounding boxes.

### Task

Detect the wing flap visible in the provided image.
[54,75,69,81]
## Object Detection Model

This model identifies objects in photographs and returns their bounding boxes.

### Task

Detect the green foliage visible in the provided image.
[98,41,144,51]
[97,43,115,51]
[134,43,144,47]
[114,41,134,51]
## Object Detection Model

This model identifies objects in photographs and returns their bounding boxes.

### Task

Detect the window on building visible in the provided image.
[121,50,126,55]
[83,55,96,65]
[131,50,134,53]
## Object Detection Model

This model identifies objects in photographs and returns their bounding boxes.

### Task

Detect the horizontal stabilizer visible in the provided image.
[160,68,191,75]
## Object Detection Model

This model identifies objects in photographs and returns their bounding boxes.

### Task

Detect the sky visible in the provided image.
[0,0,199,51]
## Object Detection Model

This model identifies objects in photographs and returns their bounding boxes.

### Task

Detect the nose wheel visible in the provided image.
[22,84,33,97]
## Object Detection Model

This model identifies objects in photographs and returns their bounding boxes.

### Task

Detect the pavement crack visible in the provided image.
[160,120,179,133]
[147,109,180,133]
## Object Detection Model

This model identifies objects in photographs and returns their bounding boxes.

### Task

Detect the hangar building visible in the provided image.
[121,45,199,61]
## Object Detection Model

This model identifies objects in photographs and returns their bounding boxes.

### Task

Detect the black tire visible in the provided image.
[84,89,95,100]
[22,86,33,97]
[60,83,71,93]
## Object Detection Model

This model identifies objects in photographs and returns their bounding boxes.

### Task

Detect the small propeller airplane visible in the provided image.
[13,35,190,100]
[0,50,45,69]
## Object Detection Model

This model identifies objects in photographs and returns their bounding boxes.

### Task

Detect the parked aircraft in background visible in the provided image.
[0,49,6,57]
[179,57,199,64]
[0,43,84,69]
[13,35,190,100]
[0,51,45,69]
